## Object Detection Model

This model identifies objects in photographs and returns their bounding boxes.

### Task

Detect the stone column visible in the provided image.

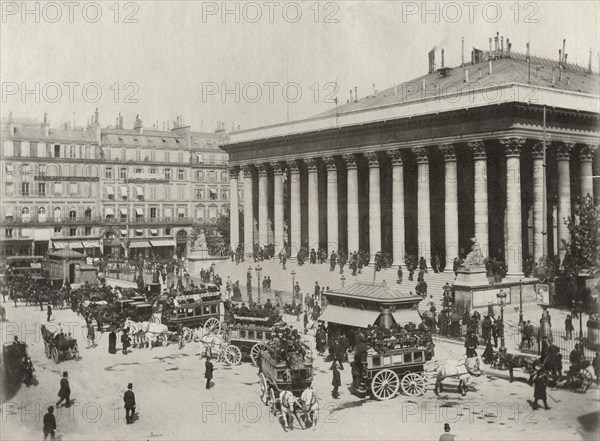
[469,141,489,257]
[307,158,320,251]
[242,165,254,255]
[288,160,302,255]
[325,156,338,253]
[257,164,269,247]
[500,138,525,277]
[390,150,405,266]
[413,148,431,261]
[272,162,285,253]
[440,144,459,269]
[366,152,381,258]
[580,144,596,198]
[556,142,574,263]
[228,166,240,250]
[344,154,359,254]
[531,142,545,260]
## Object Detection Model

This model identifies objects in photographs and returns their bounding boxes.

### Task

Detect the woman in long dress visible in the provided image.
[108,329,117,354]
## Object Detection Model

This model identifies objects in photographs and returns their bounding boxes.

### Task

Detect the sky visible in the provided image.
[1,0,599,132]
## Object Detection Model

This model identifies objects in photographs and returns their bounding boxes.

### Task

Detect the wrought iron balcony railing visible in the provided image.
[1,216,194,227]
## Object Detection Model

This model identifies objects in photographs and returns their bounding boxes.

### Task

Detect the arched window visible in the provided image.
[69,209,77,220]
[84,207,92,218]
[38,206,47,222]
[21,206,30,222]
[54,207,62,220]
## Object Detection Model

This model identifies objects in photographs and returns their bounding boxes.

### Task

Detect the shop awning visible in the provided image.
[52,242,67,249]
[150,229,158,235]
[105,207,114,216]
[106,186,114,195]
[129,241,151,249]
[150,239,176,247]
[319,305,381,328]
[135,186,143,196]
[72,242,84,249]
[81,241,100,248]
[120,186,128,197]
[135,229,143,234]
[120,208,128,216]
[392,308,422,326]
[135,207,144,216]
[120,229,128,236]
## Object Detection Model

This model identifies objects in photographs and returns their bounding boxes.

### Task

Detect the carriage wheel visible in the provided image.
[250,343,265,365]
[574,370,593,393]
[259,373,268,404]
[269,388,277,415]
[203,318,221,336]
[51,347,60,364]
[183,328,193,344]
[371,369,400,400]
[400,372,426,396]
[225,345,242,366]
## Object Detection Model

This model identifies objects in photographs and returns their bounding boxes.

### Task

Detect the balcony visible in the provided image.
[1,216,194,227]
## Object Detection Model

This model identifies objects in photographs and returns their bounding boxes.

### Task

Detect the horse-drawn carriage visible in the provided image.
[258,339,317,430]
[2,340,34,385]
[40,325,80,363]
[226,313,284,365]
[162,285,222,333]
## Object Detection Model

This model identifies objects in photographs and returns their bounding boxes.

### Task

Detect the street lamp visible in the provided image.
[341,275,346,287]
[255,264,262,305]
[519,278,523,326]
[576,299,584,340]
[496,289,508,369]
[247,266,253,304]
[291,270,296,308]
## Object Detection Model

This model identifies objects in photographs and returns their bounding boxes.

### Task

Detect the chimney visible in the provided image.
[428,49,435,74]
[589,49,593,74]
[441,49,445,67]
[564,53,568,67]
[559,49,562,66]
[488,59,493,75]
[354,86,358,102]
[536,65,540,78]
[42,112,49,136]
[464,69,469,83]
[471,50,474,65]
[501,36,504,57]
[551,68,556,85]
[489,37,492,58]
[562,39,566,64]
[461,37,465,66]
[478,67,482,79]
[495,32,499,55]
[507,38,511,57]
[559,66,563,82]
[526,42,530,62]
[349,89,353,102]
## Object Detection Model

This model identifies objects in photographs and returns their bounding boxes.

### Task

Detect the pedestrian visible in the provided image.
[47,304,52,322]
[123,383,136,424]
[331,361,341,399]
[87,324,95,347]
[439,423,455,441]
[205,356,214,389]
[56,371,70,408]
[108,329,117,354]
[0,304,5,321]
[351,360,360,390]
[397,266,403,284]
[565,314,574,340]
[303,311,309,334]
[121,330,131,355]
[592,350,600,385]
[177,323,184,350]
[531,370,550,410]
[43,406,56,440]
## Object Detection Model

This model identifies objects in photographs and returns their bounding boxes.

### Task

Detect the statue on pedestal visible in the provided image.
[462,237,484,269]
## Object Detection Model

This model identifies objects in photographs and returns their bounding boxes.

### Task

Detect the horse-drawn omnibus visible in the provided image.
[161,285,222,333]
[226,313,283,365]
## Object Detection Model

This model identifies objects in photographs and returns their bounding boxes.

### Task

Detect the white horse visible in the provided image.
[299,387,318,428]
[145,323,170,349]
[280,390,301,431]
[123,319,149,347]
[433,356,484,396]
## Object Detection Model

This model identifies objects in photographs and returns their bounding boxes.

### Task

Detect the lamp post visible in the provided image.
[247,266,253,304]
[291,270,296,308]
[497,289,507,369]
[576,299,584,340]
[519,278,523,326]
[341,275,346,287]
[255,264,262,305]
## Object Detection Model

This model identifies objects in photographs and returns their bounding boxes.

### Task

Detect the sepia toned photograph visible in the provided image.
[0,1,599,440]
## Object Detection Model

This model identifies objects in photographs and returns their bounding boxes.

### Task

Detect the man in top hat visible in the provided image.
[43,406,56,440]
[205,356,214,389]
[56,372,70,408]
[331,361,341,399]
[439,423,455,441]
[123,383,136,424]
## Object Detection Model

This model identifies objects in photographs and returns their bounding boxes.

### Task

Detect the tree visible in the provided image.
[561,195,600,277]
[190,213,231,256]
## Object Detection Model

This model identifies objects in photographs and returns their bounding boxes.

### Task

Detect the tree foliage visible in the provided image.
[189,213,231,256]
[561,195,600,276]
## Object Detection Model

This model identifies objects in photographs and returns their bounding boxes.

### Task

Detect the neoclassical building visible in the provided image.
[223,45,599,277]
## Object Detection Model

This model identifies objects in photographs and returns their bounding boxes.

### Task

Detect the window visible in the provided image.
[165,228,172,236]
[84,146,90,159]
[178,169,185,180]
[209,171,215,182]
[150,186,156,200]
[22,163,30,174]
[69,228,77,237]
[121,149,126,160]
[54,207,62,220]
[30,142,37,157]
[135,229,144,237]
[150,167,156,174]
[84,227,91,236]
[38,206,46,220]
[196,188,203,200]
[135,167,142,175]
[196,170,203,181]
[14,141,22,156]
[5,229,13,238]
[5,183,14,196]
[165,186,171,199]
[150,207,157,218]
[120,167,127,179]
[54,182,62,195]
[209,189,218,200]
[5,164,14,175]
[178,152,183,162]
[84,208,92,218]
[54,227,62,235]
[54,144,61,158]
[222,189,228,200]
[21,183,30,196]
[69,183,77,195]
[69,209,77,220]
[105,167,113,179]
[69,145,76,158]
[21,206,30,221]
[135,150,141,161]
[46,143,52,157]
[164,168,171,180]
